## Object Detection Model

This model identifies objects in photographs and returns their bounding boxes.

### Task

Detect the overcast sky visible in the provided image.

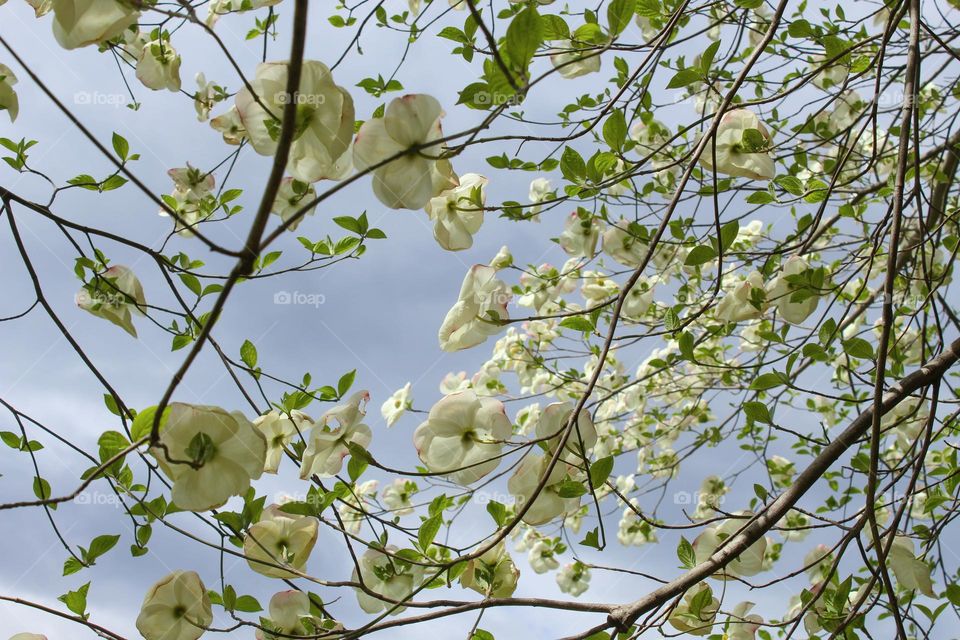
[0,1,919,638]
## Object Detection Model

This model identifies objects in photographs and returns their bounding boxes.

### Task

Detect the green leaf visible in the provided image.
[63,557,84,576]
[186,432,215,465]
[86,534,120,563]
[240,339,258,369]
[589,456,615,487]
[111,133,129,160]
[505,6,543,72]
[560,146,586,182]
[347,446,368,482]
[33,476,51,503]
[556,480,587,498]
[842,337,874,360]
[234,595,262,613]
[179,273,202,296]
[719,220,740,252]
[602,109,627,151]
[560,316,595,333]
[337,369,357,397]
[746,191,775,204]
[946,584,960,607]
[0,431,20,449]
[678,330,695,361]
[754,483,769,501]
[700,40,721,74]
[541,14,570,40]
[749,372,785,391]
[664,308,681,332]
[607,0,635,35]
[131,406,167,441]
[677,537,696,568]
[788,19,814,38]
[486,500,508,527]
[636,0,662,17]
[580,527,601,549]
[666,68,701,89]
[741,128,768,152]
[58,582,90,618]
[743,401,773,425]
[418,514,443,549]
[774,175,804,196]
[684,244,717,266]
[333,216,361,234]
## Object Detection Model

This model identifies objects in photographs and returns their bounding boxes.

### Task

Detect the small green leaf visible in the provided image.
[750,372,785,391]
[418,514,443,549]
[589,456,615,488]
[240,339,258,370]
[677,537,696,568]
[684,244,717,266]
[560,316,595,333]
[58,582,90,618]
[111,133,129,160]
[337,369,357,397]
[842,337,874,360]
[743,401,773,425]
[666,68,701,89]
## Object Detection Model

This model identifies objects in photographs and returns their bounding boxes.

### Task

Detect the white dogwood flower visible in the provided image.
[727,601,763,640]
[667,582,719,636]
[693,512,768,578]
[271,178,317,231]
[0,64,18,122]
[76,265,146,337]
[716,271,767,323]
[253,410,311,473]
[160,164,216,235]
[550,41,601,78]
[352,546,424,614]
[382,478,418,515]
[354,94,457,209]
[237,60,355,183]
[206,0,282,27]
[424,173,488,251]
[380,382,412,427]
[210,106,247,145]
[534,402,597,463]
[413,390,511,484]
[558,211,603,258]
[768,255,820,325]
[438,265,510,352]
[460,542,520,598]
[150,403,266,511]
[508,453,585,525]
[51,0,139,49]
[135,570,213,640]
[699,109,776,180]
[137,39,182,92]
[300,391,372,479]
[244,504,319,578]
[528,540,560,574]
[556,561,590,596]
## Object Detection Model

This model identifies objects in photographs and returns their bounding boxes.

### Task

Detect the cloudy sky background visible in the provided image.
[0,0,928,637]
